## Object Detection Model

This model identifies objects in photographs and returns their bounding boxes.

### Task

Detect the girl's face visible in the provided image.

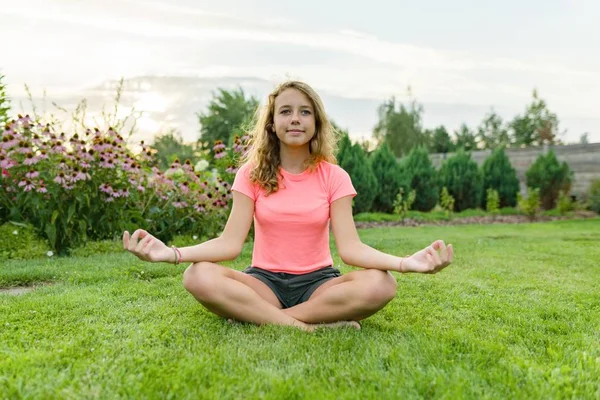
[272,88,316,149]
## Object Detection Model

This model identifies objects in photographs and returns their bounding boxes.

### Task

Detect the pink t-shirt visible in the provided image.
[231,161,357,274]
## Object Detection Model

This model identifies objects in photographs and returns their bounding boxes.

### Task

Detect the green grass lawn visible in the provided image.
[1,219,600,399]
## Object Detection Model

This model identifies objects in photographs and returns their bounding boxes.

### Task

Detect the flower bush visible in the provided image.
[0,115,242,255]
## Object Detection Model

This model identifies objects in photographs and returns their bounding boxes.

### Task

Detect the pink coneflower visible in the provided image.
[137,185,146,192]
[172,200,188,208]
[212,140,226,150]
[23,153,40,166]
[18,179,35,192]
[214,150,226,159]
[0,155,16,169]
[104,196,114,203]
[25,170,39,179]
[75,169,91,181]
[99,183,113,194]
[51,141,67,154]
[180,181,190,194]
[53,172,67,185]
[193,204,206,213]
[36,185,48,193]
[38,150,49,160]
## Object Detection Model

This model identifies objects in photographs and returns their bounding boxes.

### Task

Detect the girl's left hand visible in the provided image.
[401,240,453,274]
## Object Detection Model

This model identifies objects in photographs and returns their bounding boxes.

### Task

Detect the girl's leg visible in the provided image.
[283,269,397,323]
[182,262,360,331]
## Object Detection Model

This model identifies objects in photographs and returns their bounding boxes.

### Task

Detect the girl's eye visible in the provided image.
[280,109,290,114]
[301,110,311,115]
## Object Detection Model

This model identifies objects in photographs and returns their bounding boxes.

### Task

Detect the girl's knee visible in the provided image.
[363,269,397,304]
[182,262,219,299]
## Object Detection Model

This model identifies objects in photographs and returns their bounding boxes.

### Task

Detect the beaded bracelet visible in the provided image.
[171,245,182,265]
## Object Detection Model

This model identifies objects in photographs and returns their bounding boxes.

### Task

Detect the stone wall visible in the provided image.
[427,143,600,198]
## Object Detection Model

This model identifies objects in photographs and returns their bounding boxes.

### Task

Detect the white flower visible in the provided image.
[194,159,209,172]
[12,230,18,235]
[193,235,198,240]
[47,251,54,257]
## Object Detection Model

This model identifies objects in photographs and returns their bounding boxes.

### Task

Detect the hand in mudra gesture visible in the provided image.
[123,229,173,263]
[401,240,454,274]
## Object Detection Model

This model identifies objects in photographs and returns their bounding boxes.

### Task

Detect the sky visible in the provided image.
[1,0,599,144]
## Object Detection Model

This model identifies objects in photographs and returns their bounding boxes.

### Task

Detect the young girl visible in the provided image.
[123,81,453,331]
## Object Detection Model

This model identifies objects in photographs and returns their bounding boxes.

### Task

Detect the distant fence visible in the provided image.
[427,143,600,198]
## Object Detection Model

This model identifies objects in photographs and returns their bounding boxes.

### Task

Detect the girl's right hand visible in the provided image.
[123,229,174,263]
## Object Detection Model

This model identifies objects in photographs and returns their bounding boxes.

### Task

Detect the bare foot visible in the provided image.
[227,318,360,332]
[308,321,361,331]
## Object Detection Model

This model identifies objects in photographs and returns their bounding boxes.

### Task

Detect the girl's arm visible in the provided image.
[330,196,453,273]
[124,191,254,264]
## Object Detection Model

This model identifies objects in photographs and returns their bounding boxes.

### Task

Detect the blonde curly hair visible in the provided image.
[239,81,339,195]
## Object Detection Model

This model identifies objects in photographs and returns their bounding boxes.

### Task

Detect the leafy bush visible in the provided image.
[589,179,600,214]
[370,143,406,213]
[517,187,541,221]
[486,188,500,217]
[556,190,574,215]
[440,187,455,218]
[399,146,439,211]
[393,188,416,220]
[481,148,519,208]
[439,150,482,212]
[0,222,51,260]
[525,150,573,210]
[0,117,234,255]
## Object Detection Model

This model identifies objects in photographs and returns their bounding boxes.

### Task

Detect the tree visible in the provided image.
[477,110,510,150]
[510,89,561,147]
[0,74,10,126]
[370,143,406,213]
[481,148,520,208]
[429,125,455,153]
[526,150,573,210]
[197,87,259,147]
[454,124,477,151]
[399,146,439,211]
[580,132,589,145]
[152,130,200,170]
[373,89,426,157]
[339,143,377,214]
[439,150,483,212]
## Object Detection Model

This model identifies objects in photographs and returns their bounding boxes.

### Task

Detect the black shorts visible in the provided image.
[242,266,342,309]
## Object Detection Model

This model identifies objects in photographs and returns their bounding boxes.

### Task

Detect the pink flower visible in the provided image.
[25,170,39,179]
[37,185,48,193]
[23,153,40,165]
[215,151,227,159]
[18,179,35,191]
[0,156,16,169]
[53,173,67,185]
[104,196,114,203]
[99,183,112,193]
[137,185,146,192]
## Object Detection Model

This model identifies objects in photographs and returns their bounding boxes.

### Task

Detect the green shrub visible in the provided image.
[525,150,573,210]
[439,150,482,212]
[370,143,406,213]
[481,148,519,208]
[393,188,416,221]
[0,222,51,260]
[399,146,439,211]
[589,179,600,214]
[517,188,541,221]
[556,190,574,215]
[0,118,233,255]
[440,187,455,218]
[486,188,500,217]
[339,143,377,214]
